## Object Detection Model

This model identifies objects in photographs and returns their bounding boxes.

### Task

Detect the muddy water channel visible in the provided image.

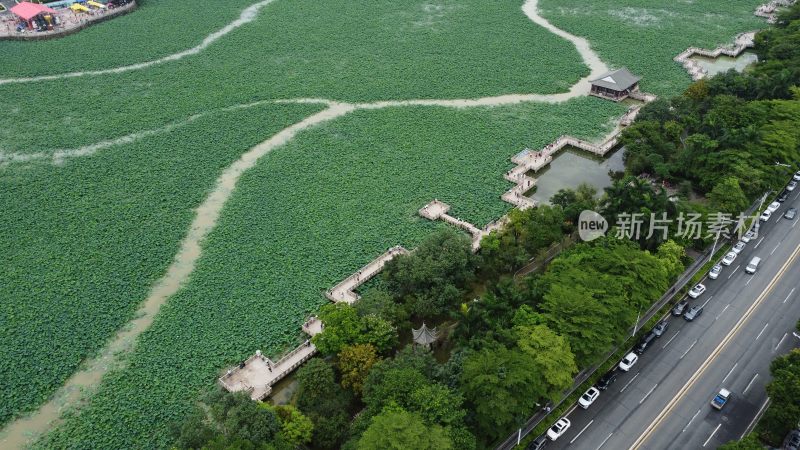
[530,146,625,204]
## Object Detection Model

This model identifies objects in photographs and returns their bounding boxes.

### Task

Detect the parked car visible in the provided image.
[779,190,790,202]
[684,305,704,321]
[732,241,746,254]
[784,429,800,450]
[794,171,800,181]
[722,251,737,265]
[619,352,638,372]
[761,210,773,222]
[525,434,548,450]
[652,319,669,337]
[596,370,618,391]
[635,331,658,354]
[688,283,706,298]
[547,418,571,441]
[708,264,722,279]
[785,208,797,220]
[768,201,781,213]
[711,388,731,410]
[578,387,600,409]
[741,230,756,243]
[788,181,798,192]
[672,299,689,316]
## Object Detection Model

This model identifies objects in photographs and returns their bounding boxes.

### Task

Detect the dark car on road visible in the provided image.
[596,370,618,391]
[635,331,658,354]
[672,300,689,316]
[652,319,669,337]
[784,429,800,450]
[683,305,704,321]
[779,190,790,202]
[526,434,548,450]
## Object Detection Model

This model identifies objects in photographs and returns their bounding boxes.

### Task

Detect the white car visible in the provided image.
[709,264,722,279]
[547,418,571,441]
[767,201,781,213]
[721,251,737,266]
[793,171,800,181]
[619,352,638,372]
[788,181,798,192]
[578,387,600,409]
[732,241,746,254]
[741,230,756,243]
[760,210,772,222]
[688,283,706,298]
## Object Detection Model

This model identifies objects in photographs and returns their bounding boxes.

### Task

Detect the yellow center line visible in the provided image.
[630,242,800,450]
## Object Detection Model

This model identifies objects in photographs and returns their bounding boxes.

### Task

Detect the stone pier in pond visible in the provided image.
[419,200,505,251]
[325,246,409,304]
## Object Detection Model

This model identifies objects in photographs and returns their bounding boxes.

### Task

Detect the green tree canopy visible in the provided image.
[357,407,453,450]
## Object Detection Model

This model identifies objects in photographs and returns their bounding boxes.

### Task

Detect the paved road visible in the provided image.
[544,189,800,450]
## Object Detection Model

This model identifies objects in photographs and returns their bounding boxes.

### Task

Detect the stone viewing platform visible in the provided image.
[419,200,506,251]
[674,32,757,81]
[755,0,795,22]
[219,316,323,400]
[325,246,409,304]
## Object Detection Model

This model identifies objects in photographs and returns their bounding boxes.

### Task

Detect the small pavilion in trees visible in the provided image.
[412,323,438,350]
[589,68,641,101]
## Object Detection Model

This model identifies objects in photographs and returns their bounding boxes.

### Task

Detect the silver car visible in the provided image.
[732,241,746,254]
[721,251,737,266]
[709,264,722,279]
[788,181,798,192]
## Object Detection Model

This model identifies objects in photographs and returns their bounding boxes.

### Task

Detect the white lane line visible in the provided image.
[620,372,640,393]
[703,423,722,447]
[701,297,712,308]
[663,330,680,349]
[716,304,730,321]
[784,288,795,303]
[722,362,738,384]
[682,409,702,433]
[794,218,799,228]
[595,433,613,450]
[754,236,765,249]
[639,384,658,404]
[746,277,753,285]
[775,333,788,352]
[565,404,578,417]
[756,323,769,340]
[681,340,698,359]
[771,243,781,255]
[569,420,594,444]
[776,214,782,223]
[742,397,771,439]
[728,265,740,279]
[743,373,759,394]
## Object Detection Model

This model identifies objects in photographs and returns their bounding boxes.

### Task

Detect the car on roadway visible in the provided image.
[722,251,737,265]
[578,387,600,409]
[711,388,731,410]
[596,370,618,391]
[732,241,746,254]
[688,283,706,298]
[635,331,658,354]
[788,181,798,192]
[546,418,571,441]
[779,190,791,202]
[672,299,689,316]
[525,434,548,450]
[619,352,638,372]
[784,429,800,450]
[683,305,704,321]
[794,171,800,181]
[768,201,781,213]
[761,210,773,222]
[785,208,797,220]
[741,229,756,243]
[652,319,669,337]
[708,264,722,279]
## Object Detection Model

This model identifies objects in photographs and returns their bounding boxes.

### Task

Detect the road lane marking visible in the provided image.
[771,243,781,255]
[716,304,730,320]
[728,265,740,278]
[743,373,759,394]
[630,243,800,450]
[754,236,765,248]
[639,384,658,404]
[595,433,613,450]
[794,218,799,228]
[701,297,712,308]
[756,323,769,340]
[776,214,782,223]
[775,333,788,352]
[682,409,702,433]
[569,420,593,444]
[721,363,738,384]
[746,277,752,285]
[784,288,795,303]
[703,424,722,447]
[742,397,770,439]
[620,372,640,393]
[565,404,578,416]
[663,331,680,349]
[680,340,697,359]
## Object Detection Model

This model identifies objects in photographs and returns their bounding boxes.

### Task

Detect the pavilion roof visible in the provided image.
[590,68,641,91]
[412,323,438,346]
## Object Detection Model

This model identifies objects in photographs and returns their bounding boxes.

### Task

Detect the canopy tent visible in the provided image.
[10,2,56,21]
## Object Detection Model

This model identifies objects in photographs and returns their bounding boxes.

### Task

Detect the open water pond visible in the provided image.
[690,51,758,77]
[529,146,624,204]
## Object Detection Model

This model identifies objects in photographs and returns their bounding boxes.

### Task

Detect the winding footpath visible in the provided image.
[0,0,726,446]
